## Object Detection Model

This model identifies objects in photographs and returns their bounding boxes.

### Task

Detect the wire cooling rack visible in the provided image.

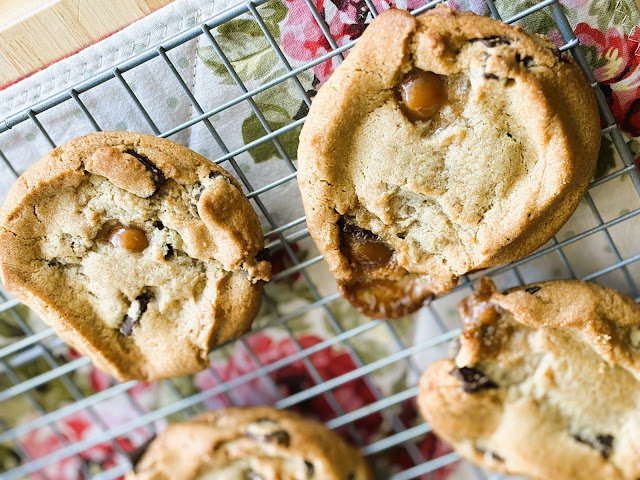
[1,0,639,478]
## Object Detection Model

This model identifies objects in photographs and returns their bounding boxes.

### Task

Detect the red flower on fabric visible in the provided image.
[196,332,457,476]
[23,350,159,479]
[574,23,640,136]
[390,399,456,480]
[196,333,382,440]
[19,407,144,480]
[281,0,424,85]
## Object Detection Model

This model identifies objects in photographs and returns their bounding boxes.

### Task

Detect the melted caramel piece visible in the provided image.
[398,69,447,121]
[337,220,434,317]
[340,277,434,319]
[459,277,510,356]
[459,277,499,328]
[108,226,149,253]
[339,222,393,269]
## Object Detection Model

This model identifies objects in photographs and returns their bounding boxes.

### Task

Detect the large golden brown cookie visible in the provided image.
[418,278,640,480]
[297,6,600,318]
[0,131,270,381]
[126,406,373,480]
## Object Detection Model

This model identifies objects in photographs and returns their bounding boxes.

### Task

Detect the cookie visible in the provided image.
[297,6,600,318]
[126,406,373,479]
[418,278,640,480]
[0,131,271,381]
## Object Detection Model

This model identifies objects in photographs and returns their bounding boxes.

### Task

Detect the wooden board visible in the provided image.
[0,0,174,87]
[1,0,639,88]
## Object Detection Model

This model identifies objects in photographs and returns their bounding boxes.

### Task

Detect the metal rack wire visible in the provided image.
[0,0,638,478]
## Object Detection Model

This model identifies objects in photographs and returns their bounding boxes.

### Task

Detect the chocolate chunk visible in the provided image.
[246,422,291,447]
[305,460,315,476]
[483,73,499,80]
[245,471,264,480]
[128,435,155,469]
[475,446,504,462]
[472,36,510,47]
[125,149,166,185]
[525,286,541,294]
[153,220,164,230]
[597,435,614,459]
[190,192,201,212]
[515,53,534,67]
[338,218,376,242]
[255,248,271,262]
[491,451,504,462]
[120,291,152,336]
[572,433,614,459]
[164,244,174,259]
[450,367,498,393]
[550,47,569,62]
[208,171,221,179]
[264,430,291,446]
[338,218,393,268]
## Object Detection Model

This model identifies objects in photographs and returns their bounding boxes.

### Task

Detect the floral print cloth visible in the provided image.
[0,0,639,479]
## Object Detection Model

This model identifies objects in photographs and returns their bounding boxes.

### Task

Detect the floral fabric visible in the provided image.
[0,0,639,479]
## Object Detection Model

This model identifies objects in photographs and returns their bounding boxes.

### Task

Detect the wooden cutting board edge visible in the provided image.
[0,0,174,88]
[1,0,638,88]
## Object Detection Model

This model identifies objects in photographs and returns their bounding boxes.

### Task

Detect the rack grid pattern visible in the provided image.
[1,0,639,478]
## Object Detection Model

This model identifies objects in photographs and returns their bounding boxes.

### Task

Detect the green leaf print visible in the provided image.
[0,444,20,472]
[0,356,75,427]
[596,135,617,178]
[495,0,562,36]
[327,298,372,333]
[197,1,288,85]
[242,103,302,163]
[581,44,608,72]
[0,312,23,339]
[589,0,640,35]
[628,138,640,158]
[0,305,37,347]
[391,374,410,395]
[197,45,278,85]
[197,0,314,164]
[257,0,288,34]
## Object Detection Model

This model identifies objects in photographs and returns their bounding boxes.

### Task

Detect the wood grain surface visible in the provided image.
[0,0,638,87]
[0,0,174,87]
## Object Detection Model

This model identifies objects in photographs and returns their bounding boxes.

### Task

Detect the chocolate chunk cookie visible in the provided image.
[418,278,640,479]
[0,132,270,381]
[126,406,373,479]
[297,6,600,318]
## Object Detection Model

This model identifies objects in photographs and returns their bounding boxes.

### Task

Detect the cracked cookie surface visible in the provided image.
[0,131,271,381]
[418,278,640,480]
[126,406,373,480]
[297,6,600,318]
